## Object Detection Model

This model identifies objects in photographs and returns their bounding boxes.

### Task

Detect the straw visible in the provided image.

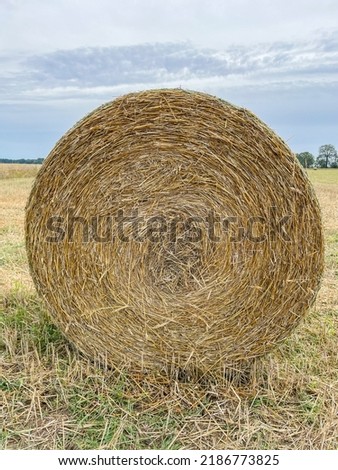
[25,89,324,378]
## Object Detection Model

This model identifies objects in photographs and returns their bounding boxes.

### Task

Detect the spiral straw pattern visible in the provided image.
[25,89,324,377]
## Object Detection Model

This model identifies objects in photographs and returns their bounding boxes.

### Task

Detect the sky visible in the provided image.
[0,0,337,158]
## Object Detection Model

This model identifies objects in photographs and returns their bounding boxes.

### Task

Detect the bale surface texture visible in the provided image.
[26,89,324,376]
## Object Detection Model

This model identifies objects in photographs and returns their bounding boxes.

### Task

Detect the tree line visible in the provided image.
[1,146,337,169]
[296,144,338,168]
[0,157,44,164]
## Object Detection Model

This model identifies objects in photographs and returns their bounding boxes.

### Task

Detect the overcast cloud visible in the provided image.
[0,0,337,158]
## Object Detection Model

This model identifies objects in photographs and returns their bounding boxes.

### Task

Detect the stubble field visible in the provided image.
[0,164,337,449]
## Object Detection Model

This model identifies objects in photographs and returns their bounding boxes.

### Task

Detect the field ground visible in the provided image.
[0,164,337,450]
[0,163,41,180]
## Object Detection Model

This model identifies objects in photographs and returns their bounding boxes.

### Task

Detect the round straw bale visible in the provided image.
[25,89,324,376]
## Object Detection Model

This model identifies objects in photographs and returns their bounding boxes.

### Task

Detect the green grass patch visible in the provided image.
[306,168,338,184]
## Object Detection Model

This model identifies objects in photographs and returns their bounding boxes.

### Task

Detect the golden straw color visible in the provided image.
[25,89,324,378]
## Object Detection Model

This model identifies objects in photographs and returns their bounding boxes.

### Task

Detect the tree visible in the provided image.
[296,152,315,168]
[316,144,337,168]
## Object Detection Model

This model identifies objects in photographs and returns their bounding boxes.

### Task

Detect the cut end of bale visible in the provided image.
[25,89,324,378]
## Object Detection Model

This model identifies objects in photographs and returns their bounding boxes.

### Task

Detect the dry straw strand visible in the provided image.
[25,89,324,378]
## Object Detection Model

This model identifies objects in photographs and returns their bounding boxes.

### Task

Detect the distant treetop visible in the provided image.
[296,145,337,168]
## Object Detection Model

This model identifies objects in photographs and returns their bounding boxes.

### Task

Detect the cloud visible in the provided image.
[1,31,337,104]
[0,30,337,157]
[1,0,338,53]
